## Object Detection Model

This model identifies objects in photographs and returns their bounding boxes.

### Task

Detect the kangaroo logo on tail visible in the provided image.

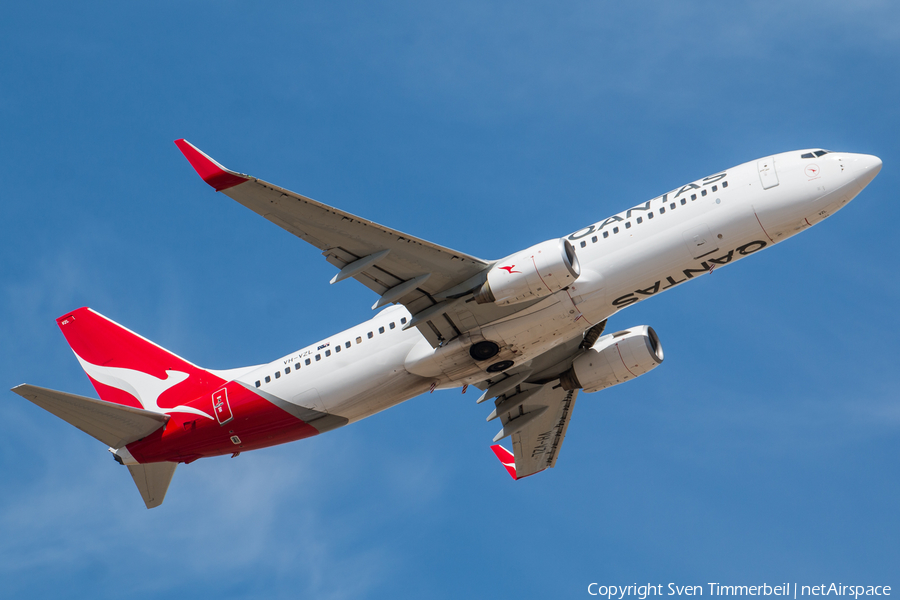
[73,354,212,419]
[58,307,225,418]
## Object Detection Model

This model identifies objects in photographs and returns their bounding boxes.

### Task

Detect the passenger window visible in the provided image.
[722,181,728,188]
[701,189,707,197]
[275,372,280,379]
[680,198,686,205]
[305,358,311,365]
[712,185,718,192]
[335,345,341,353]
[603,231,609,238]
[691,194,696,201]
[591,236,597,243]
[390,322,396,329]
[625,222,631,229]
[315,354,321,361]
[295,363,301,370]
[648,212,654,219]
[325,350,331,357]
[368,332,374,339]
[265,376,271,383]
[255,380,261,388]
[670,203,676,209]
[379,326,385,334]
[285,367,291,374]
[345,341,351,348]
[580,241,586,248]
[636,217,642,224]
[613,226,619,234]
[356,336,362,344]
[401,317,407,324]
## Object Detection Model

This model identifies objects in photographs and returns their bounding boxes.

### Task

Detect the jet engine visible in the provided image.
[559,326,663,393]
[473,238,580,306]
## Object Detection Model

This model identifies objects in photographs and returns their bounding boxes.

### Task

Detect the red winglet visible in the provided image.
[490,444,518,480]
[174,139,249,192]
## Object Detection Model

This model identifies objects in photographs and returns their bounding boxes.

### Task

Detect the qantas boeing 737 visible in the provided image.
[12,141,882,508]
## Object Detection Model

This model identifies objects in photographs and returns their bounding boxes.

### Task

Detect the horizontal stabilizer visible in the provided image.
[11,384,168,448]
[127,462,177,509]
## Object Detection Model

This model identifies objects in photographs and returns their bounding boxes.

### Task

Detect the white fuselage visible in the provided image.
[236,150,881,425]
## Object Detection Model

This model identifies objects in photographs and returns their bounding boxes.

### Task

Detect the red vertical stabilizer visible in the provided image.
[57,307,226,413]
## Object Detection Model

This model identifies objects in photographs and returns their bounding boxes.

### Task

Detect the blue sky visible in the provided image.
[2,2,899,599]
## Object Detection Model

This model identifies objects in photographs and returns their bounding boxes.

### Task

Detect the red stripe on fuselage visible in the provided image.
[126,381,319,463]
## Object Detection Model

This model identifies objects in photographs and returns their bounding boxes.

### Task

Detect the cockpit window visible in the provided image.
[802,150,831,159]
[801,153,815,159]
[814,150,829,157]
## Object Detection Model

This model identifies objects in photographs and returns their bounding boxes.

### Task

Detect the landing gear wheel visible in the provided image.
[469,341,500,361]
[486,360,514,373]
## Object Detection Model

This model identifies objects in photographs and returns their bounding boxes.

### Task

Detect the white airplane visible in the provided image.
[12,142,881,508]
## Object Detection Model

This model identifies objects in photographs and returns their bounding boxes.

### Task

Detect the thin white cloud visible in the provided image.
[0,434,403,598]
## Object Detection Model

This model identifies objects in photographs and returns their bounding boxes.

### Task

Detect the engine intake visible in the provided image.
[559,326,663,393]
[474,238,580,306]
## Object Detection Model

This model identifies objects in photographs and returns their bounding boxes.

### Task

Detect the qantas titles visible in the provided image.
[569,172,728,241]
[612,240,768,308]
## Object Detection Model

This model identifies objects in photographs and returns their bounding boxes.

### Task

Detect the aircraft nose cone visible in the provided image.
[849,153,882,190]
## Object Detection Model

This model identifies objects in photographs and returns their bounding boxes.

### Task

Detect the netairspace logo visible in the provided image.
[587,584,892,599]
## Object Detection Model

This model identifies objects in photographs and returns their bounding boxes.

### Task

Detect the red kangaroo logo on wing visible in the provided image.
[499,265,521,274]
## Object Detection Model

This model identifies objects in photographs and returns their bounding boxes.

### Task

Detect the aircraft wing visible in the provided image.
[486,381,579,479]
[176,139,499,346]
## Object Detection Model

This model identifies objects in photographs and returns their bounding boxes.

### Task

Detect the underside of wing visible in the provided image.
[488,382,579,479]
[175,139,524,346]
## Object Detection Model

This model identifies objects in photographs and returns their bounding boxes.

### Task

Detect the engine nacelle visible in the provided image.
[559,326,663,393]
[473,238,580,306]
